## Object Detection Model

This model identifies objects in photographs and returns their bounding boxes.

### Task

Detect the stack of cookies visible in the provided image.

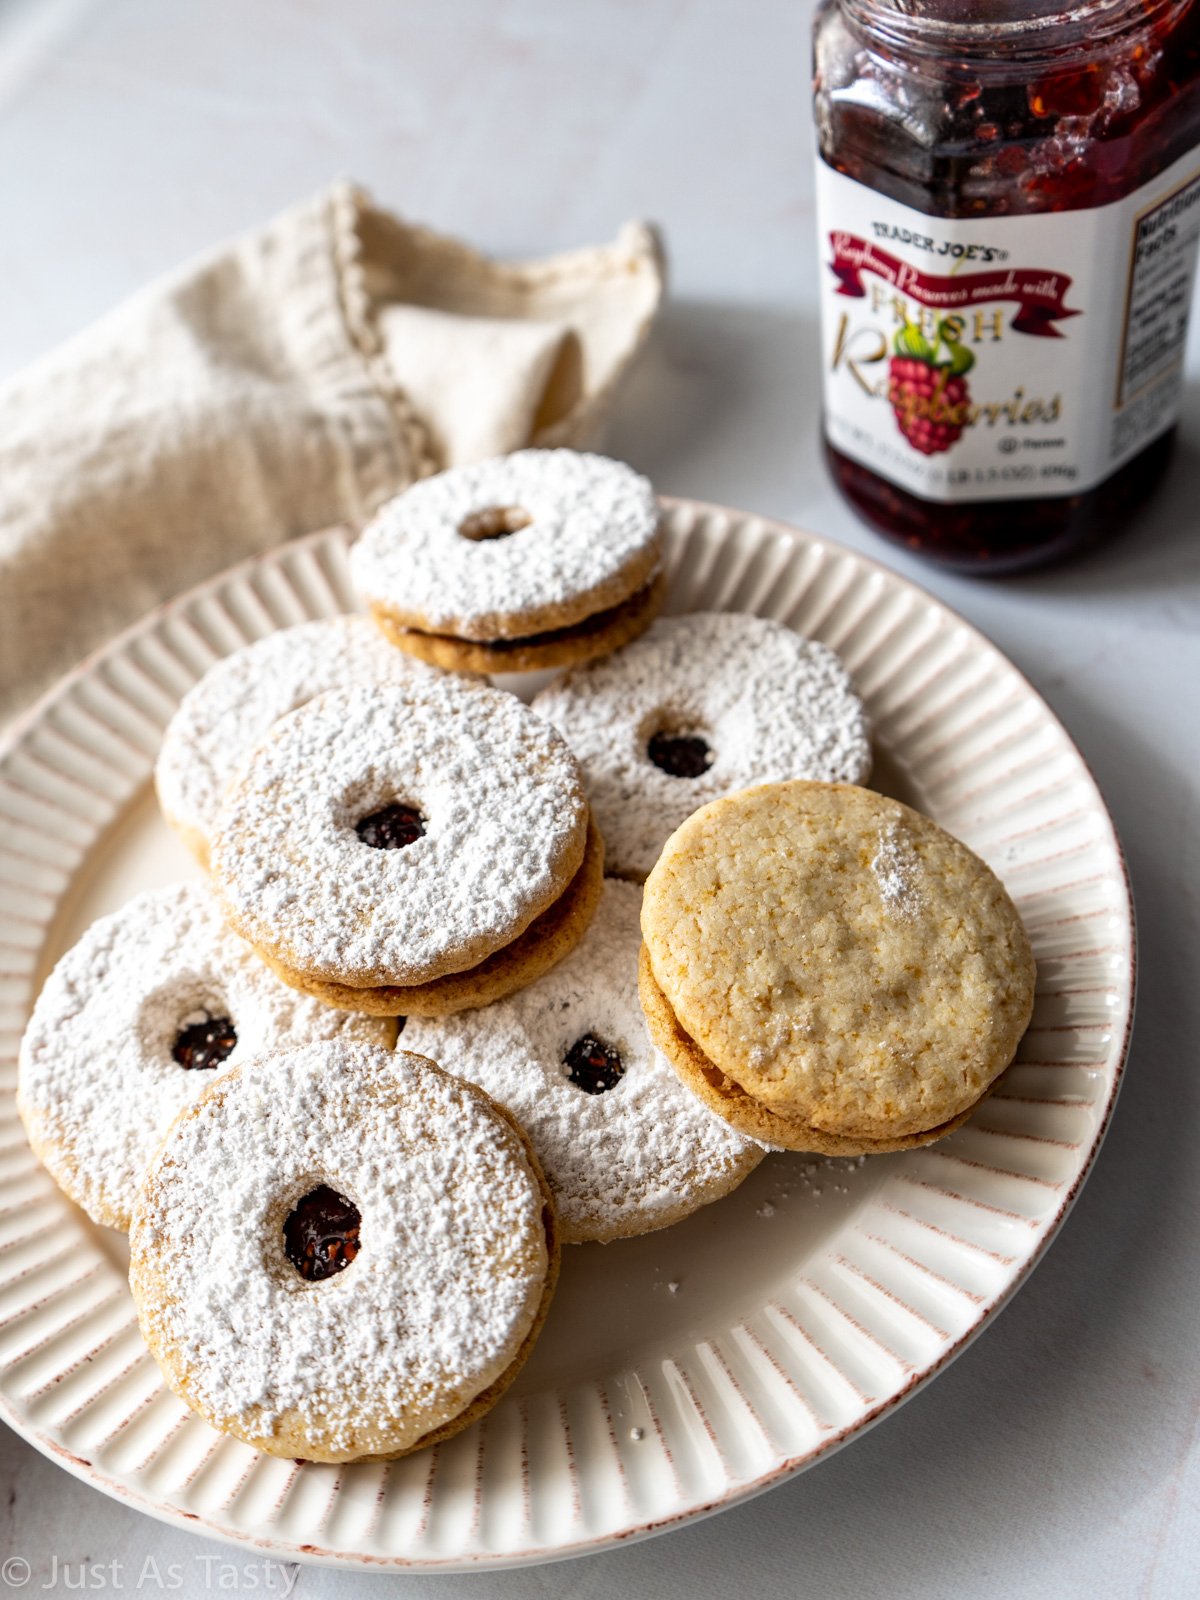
[17,448,1035,1465]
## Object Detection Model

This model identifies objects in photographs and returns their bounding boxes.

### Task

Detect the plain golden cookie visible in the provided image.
[640,781,1035,1151]
[638,945,978,1154]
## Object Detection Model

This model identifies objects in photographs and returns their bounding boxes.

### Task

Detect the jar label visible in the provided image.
[815,152,1200,502]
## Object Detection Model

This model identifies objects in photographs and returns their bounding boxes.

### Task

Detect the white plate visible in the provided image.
[0,501,1134,1570]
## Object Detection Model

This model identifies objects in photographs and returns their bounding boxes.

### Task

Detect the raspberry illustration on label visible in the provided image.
[888,321,974,458]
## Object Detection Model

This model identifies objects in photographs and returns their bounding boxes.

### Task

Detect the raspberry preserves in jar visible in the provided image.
[813,0,1200,571]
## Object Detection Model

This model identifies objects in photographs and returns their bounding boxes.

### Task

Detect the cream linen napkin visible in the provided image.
[0,182,664,726]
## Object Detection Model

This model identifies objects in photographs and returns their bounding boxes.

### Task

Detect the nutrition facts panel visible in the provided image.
[1118,167,1200,406]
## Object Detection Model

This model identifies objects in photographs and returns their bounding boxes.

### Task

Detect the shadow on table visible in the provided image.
[1003,425,1200,608]
[604,297,827,522]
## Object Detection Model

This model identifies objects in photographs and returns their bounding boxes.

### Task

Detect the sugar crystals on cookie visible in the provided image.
[639,781,1036,1154]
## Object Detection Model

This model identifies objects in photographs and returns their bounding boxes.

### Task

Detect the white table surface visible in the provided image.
[1,0,1198,1595]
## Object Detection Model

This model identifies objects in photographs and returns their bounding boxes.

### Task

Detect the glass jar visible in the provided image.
[812,0,1200,572]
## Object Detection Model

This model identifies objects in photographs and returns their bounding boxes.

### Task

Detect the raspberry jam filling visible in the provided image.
[283,1185,361,1281]
[647,730,713,779]
[564,1033,625,1094]
[355,803,426,850]
[172,1014,236,1071]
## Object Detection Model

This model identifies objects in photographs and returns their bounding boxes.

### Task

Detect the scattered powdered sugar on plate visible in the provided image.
[210,677,588,986]
[16,883,391,1230]
[404,879,764,1242]
[532,612,872,880]
[754,1154,870,1211]
[130,1042,550,1457]
[349,450,662,639]
[871,820,925,919]
[155,617,452,851]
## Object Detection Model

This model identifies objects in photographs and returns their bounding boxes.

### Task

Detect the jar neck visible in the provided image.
[839,0,1192,67]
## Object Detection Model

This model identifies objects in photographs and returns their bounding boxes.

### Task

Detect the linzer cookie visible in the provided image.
[349,449,665,672]
[639,782,1035,1154]
[16,883,394,1230]
[155,616,457,868]
[533,612,872,880]
[129,1040,558,1462]
[404,879,764,1244]
[209,676,603,1015]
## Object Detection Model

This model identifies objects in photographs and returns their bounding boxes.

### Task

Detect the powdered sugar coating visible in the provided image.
[155,617,448,859]
[349,450,662,640]
[872,820,926,921]
[210,678,589,987]
[16,884,392,1230]
[404,880,764,1243]
[129,1041,551,1459]
[532,613,873,880]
